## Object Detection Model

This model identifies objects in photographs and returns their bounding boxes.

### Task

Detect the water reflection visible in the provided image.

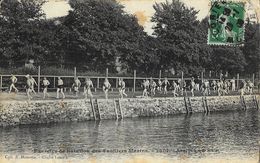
[0,109,259,159]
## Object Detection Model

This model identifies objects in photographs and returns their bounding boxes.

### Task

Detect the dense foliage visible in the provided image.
[0,0,259,76]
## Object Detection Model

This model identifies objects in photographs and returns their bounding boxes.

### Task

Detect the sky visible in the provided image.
[42,0,260,35]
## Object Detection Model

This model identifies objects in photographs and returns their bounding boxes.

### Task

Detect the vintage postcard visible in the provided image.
[0,0,260,163]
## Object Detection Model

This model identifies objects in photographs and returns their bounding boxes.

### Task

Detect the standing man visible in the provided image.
[211,80,217,92]
[217,80,223,96]
[43,77,50,99]
[9,74,19,93]
[230,77,236,91]
[172,80,179,97]
[176,78,181,92]
[83,77,94,99]
[29,76,37,95]
[180,79,187,96]
[56,77,65,99]
[103,78,111,99]
[157,79,162,92]
[25,74,33,100]
[72,77,81,97]
[162,77,170,95]
[118,78,127,99]
[142,79,149,97]
[194,76,200,91]
[150,78,157,96]
[202,79,210,96]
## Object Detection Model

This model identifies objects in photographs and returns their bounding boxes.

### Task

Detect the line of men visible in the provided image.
[8,75,127,100]
[141,77,255,97]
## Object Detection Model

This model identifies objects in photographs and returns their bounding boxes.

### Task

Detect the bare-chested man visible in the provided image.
[25,74,33,100]
[172,80,179,97]
[118,78,127,99]
[83,77,94,99]
[56,77,65,99]
[142,79,149,97]
[72,77,81,97]
[9,74,18,93]
[162,77,170,95]
[43,77,50,99]
[30,76,37,95]
[103,78,111,99]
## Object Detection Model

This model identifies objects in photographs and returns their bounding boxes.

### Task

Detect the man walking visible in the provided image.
[83,77,94,99]
[118,78,127,99]
[43,77,50,99]
[9,74,18,93]
[72,77,81,97]
[25,74,33,100]
[29,76,37,95]
[56,77,65,99]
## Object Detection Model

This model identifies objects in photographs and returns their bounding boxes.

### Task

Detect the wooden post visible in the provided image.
[97,77,99,88]
[237,73,240,91]
[114,99,118,119]
[74,67,77,79]
[0,75,2,91]
[53,77,56,88]
[209,71,211,78]
[133,70,136,93]
[159,70,162,79]
[116,77,118,88]
[37,66,41,93]
[252,73,255,85]
[106,68,108,78]
[181,71,184,95]
[201,71,204,82]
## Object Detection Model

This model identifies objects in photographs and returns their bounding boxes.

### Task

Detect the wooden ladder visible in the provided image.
[114,99,123,119]
[202,96,209,113]
[253,95,259,110]
[240,96,247,110]
[184,97,192,114]
[90,99,101,120]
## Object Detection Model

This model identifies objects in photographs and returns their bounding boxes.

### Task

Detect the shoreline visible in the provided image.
[0,95,259,127]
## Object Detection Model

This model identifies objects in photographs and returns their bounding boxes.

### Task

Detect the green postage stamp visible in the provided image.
[208,1,245,46]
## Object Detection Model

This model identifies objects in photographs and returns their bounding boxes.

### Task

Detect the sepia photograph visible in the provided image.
[0,0,260,162]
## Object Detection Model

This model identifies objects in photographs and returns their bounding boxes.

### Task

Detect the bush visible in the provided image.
[0,67,37,75]
[0,66,134,77]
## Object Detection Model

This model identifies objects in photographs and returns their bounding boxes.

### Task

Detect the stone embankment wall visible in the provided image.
[0,95,259,126]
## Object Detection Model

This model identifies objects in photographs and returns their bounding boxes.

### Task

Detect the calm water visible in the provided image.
[0,109,259,160]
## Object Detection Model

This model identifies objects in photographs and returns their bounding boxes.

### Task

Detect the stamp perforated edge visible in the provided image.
[207,0,247,46]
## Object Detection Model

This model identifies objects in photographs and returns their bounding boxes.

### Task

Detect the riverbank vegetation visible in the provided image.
[0,0,259,77]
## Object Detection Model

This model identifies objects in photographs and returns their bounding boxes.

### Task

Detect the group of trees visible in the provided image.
[0,0,259,76]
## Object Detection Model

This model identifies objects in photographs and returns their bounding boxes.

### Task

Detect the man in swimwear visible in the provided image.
[43,77,50,99]
[142,79,149,97]
[25,74,33,100]
[172,80,179,97]
[103,78,111,99]
[29,76,38,95]
[56,77,65,99]
[83,77,94,99]
[9,74,19,93]
[72,77,81,97]
[162,77,170,95]
[118,78,127,99]
[150,78,157,96]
